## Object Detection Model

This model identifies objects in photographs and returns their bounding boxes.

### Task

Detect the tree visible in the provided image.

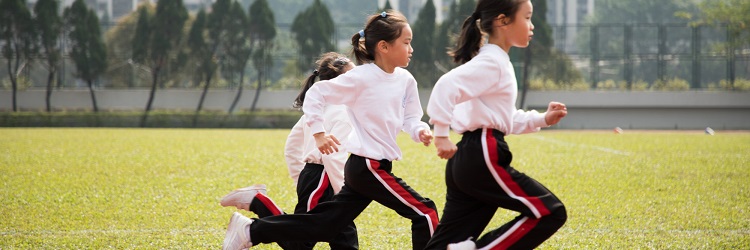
[132,0,188,126]
[434,0,475,72]
[380,0,393,12]
[186,9,213,126]
[684,0,750,88]
[291,0,334,73]
[64,0,107,112]
[248,0,277,112]
[226,1,253,114]
[34,0,62,112]
[410,0,437,88]
[1,0,36,112]
[193,0,232,121]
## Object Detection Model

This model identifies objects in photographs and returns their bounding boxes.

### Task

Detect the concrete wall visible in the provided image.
[2,89,749,130]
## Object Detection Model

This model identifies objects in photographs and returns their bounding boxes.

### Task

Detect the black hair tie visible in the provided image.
[313,69,320,76]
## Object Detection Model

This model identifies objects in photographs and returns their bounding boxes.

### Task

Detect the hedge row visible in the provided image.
[0,111,303,128]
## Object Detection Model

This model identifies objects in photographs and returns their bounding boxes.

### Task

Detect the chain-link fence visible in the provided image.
[2,22,748,91]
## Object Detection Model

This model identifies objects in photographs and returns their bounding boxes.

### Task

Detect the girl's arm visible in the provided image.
[283,117,306,185]
[303,72,360,135]
[402,80,431,143]
[320,110,353,193]
[510,109,548,134]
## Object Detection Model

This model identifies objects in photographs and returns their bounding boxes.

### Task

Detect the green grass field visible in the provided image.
[1,128,748,249]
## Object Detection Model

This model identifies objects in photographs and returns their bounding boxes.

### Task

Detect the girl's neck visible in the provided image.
[488,36,511,53]
[373,58,396,74]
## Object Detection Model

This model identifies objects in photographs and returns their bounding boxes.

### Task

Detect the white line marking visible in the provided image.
[528,135,632,156]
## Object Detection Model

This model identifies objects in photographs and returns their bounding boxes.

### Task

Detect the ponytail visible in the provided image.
[450,13,483,65]
[351,31,374,65]
[350,10,408,65]
[292,52,353,109]
[450,0,526,65]
[293,74,318,109]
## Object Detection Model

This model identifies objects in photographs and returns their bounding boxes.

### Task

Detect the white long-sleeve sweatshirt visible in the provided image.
[427,44,548,137]
[284,105,351,194]
[303,63,430,161]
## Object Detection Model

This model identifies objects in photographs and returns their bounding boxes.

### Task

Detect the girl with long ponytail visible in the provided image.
[426,0,569,249]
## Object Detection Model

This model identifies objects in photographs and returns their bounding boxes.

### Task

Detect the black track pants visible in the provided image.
[250,155,438,250]
[424,128,567,250]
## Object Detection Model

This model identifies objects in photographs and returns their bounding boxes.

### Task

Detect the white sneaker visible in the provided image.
[222,212,253,250]
[220,184,267,211]
[447,238,476,250]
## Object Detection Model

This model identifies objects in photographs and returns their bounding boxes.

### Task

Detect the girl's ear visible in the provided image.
[376,40,389,53]
[496,14,509,26]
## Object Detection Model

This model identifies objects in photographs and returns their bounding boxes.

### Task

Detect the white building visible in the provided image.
[546,0,595,52]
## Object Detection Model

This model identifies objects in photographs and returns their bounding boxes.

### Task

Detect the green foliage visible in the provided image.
[380,0,393,12]
[131,5,151,66]
[1,75,32,90]
[150,0,188,67]
[687,0,750,51]
[0,0,37,111]
[248,0,278,111]
[33,0,62,69]
[0,129,748,248]
[651,77,690,91]
[410,0,437,88]
[0,111,302,128]
[434,0,474,70]
[187,9,214,87]
[528,78,589,91]
[222,1,253,90]
[291,0,335,72]
[64,0,108,84]
[709,78,750,91]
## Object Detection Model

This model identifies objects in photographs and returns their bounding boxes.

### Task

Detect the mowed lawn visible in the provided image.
[1,128,748,249]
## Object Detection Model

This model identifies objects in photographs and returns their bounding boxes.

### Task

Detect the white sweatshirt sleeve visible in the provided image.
[321,109,352,193]
[283,117,306,185]
[302,72,359,134]
[402,79,430,142]
[511,109,548,134]
[427,61,499,137]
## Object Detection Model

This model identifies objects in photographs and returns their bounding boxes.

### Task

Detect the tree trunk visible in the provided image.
[87,79,99,113]
[193,72,213,127]
[45,69,55,112]
[250,68,262,112]
[141,67,160,127]
[228,70,245,114]
[9,42,19,112]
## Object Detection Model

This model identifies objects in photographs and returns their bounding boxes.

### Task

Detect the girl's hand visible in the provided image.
[419,129,433,146]
[313,132,340,155]
[545,101,568,126]
[434,136,457,159]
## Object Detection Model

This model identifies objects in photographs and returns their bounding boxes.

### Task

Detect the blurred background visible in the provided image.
[1,0,749,129]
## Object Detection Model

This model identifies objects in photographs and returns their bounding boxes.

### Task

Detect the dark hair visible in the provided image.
[293,52,352,109]
[450,0,526,64]
[350,10,409,65]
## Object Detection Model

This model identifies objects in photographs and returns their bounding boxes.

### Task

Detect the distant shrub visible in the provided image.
[1,76,33,90]
[651,77,690,91]
[711,79,750,91]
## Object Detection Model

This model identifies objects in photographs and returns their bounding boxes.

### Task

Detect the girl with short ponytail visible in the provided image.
[426,0,568,249]
[221,52,357,249]
[222,10,439,250]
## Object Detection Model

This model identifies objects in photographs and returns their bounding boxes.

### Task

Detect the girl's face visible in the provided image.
[505,0,534,48]
[384,24,414,69]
